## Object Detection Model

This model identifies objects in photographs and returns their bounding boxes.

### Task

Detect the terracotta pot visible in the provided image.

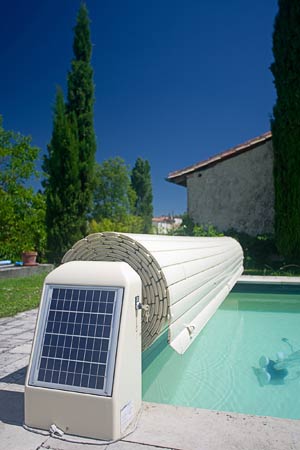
[22,251,38,266]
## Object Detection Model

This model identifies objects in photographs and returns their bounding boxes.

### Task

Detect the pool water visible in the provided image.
[142,284,300,420]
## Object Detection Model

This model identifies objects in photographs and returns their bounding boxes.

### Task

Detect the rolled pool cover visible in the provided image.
[62,233,243,354]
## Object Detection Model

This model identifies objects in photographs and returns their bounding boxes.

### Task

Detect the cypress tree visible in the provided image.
[43,88,82,263]
[67,3,96,233]
[131,157,153,233]
[271,0,300,259]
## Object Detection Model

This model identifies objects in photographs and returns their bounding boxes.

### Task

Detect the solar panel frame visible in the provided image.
[28,284,124,397]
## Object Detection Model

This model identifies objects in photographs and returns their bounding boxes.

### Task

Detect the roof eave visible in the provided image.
[167,131,272,186]
[166,175,187,187]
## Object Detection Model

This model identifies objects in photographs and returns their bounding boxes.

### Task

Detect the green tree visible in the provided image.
[0,117,46,260]
[43,89,82,263]
[169,213,223,237]
[92,157,136,222]
[89,216,144,234]
[44,3,96,261]
[67,2,96,232]
[271,0,300,259]
[131,157,153,233]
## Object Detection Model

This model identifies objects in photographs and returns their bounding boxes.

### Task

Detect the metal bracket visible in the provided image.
[135,297,150,322]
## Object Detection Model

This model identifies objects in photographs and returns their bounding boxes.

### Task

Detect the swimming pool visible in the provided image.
[142,283,300,420]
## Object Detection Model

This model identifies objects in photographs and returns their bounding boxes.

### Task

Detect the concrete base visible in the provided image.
[1,392,300,450]
[127,402,300,450]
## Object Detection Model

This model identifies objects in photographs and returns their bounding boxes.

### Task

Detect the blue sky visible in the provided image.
[1,0,278,216]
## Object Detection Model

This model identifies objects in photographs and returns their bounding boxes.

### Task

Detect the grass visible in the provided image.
[0,273,46,318]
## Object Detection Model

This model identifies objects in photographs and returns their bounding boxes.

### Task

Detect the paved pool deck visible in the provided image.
[1,276,300,449]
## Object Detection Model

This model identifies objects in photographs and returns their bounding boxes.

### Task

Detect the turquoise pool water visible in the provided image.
[142,284,300,419]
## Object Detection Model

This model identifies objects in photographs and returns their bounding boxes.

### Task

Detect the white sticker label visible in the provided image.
[120,400,134,433]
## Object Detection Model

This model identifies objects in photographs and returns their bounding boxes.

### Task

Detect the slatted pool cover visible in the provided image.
[29,285,123,396]
[62,232,243,354]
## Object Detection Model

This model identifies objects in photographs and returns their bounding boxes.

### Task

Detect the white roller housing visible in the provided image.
[63,233,243,354]
[25,261,142,441]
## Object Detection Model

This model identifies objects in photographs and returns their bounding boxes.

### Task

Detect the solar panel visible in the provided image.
[29,285,123,396]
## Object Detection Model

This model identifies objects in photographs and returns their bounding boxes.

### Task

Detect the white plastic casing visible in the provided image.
[25,261,142,441]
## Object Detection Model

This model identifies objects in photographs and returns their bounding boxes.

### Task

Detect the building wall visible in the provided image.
[187,141,274,236]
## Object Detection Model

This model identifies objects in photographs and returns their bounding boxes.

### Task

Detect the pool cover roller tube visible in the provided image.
[62,233,243,354]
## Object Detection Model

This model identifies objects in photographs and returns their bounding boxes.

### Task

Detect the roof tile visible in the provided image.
[167,131,272,186]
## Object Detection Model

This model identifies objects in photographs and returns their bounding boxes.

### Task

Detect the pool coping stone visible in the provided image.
[239,275,300,285]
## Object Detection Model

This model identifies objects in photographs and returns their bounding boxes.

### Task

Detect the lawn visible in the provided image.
[0,273,46,318]
[0,258,298,320]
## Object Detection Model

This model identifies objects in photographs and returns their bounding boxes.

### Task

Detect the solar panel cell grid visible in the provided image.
[34,287,120,394]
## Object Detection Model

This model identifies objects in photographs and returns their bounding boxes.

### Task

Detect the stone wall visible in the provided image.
[0,264,53,280]
[187,141,274,236]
